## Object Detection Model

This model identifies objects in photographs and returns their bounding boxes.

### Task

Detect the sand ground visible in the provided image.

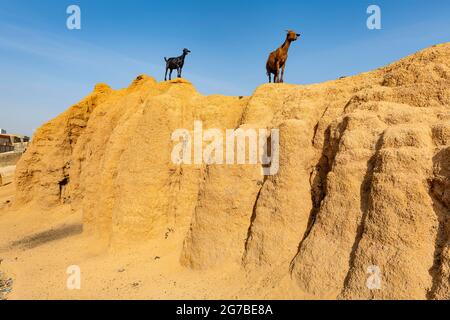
[0,179,308,300]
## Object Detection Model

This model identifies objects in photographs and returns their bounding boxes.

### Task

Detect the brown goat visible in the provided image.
[266,30,301,83]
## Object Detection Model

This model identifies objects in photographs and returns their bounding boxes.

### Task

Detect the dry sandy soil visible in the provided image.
[0,182,303,300]
[1,43,449,300]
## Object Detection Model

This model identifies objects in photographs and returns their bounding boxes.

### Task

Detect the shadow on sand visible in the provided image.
[9,223,83,250]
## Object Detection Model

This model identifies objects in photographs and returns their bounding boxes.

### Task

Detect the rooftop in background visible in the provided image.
[0,131,30,154]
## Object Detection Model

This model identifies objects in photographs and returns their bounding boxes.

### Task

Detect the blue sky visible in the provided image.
[1,0,449,136]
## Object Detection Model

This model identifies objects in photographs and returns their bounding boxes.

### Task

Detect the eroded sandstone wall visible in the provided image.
[14,43,450,299]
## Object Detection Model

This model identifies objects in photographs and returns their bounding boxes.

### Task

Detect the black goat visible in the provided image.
[164,48,191,81]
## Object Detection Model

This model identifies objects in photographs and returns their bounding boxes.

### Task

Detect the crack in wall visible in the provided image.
[241,179,266,265]
[427,148,450,299]
[339,133,384,296]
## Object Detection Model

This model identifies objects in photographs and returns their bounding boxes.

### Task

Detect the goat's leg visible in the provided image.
[268,72,272,83]
[274,63,280,83]
[280,65,285,83]
[165,68,168,81]
[169,69,173,80]
[178,67,182,78]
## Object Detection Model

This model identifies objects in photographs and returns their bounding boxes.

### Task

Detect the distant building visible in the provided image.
[0,134,14,153]
[0,133,30,154]
[0,129,6,134]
